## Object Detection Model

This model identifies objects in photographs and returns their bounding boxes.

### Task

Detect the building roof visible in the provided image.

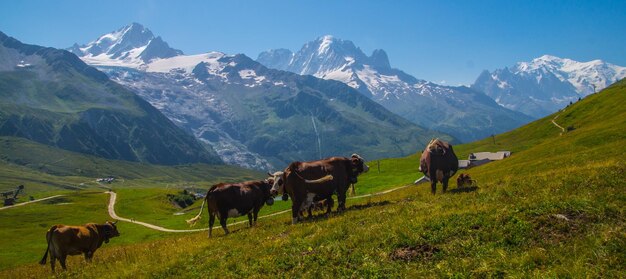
[469,151,510,161]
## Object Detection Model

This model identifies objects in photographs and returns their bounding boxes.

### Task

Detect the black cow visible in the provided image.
[186,179,275,237]
[420,139,458,194]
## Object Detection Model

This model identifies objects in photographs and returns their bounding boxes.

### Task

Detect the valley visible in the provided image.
[0,79,623,277]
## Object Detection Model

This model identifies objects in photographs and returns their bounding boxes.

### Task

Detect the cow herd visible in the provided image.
[40,139,459,272]
[186,154,369,236]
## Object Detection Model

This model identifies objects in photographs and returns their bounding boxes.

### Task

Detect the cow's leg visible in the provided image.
[247,212,253,227]
[337,191,347,212]
[208,213,215,238]
[429,169,438,194]
[291,199,303,224]
[253,208,259,225]
[431,180,437,194]
[84,251,93,262]
[50,254,56,272]
[442,176,449,193]
[59,254,67,270]
[325,199,333,216]
[307,205,313,219]
[220,216,229,235]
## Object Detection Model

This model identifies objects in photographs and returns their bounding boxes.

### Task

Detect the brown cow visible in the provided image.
[420,139,459,194]
[186,178,277,237]
[456,173,474,188]
[270,154,369,224]
[39,221,120,272]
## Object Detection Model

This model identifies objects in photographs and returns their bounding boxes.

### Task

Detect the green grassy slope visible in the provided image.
[1,80,624,277]
[0,137,265,270]
[0,136,265,270]
[0,136,262,194]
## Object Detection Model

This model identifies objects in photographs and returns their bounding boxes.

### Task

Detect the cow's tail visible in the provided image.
[287,163,333,184]
[39,225,57,265]
[304,175,333,184]
[186,197,207,226]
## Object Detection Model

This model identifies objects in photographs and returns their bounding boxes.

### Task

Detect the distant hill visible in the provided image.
[0,31,221,165]
[70,24,452,170]
[257,35,533,142]
[472,55,626,118]
[0,136,262,193]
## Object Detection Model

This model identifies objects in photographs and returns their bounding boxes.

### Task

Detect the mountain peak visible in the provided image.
[316,35,337,53]
[69,23,182,65]
[535,54,563,61]
[318,34,335,42]
[369,49,390,70]
[473,55,626,118]
[256,48,293,71]
[128,22,145,29]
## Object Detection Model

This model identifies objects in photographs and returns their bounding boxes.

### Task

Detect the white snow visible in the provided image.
[318,35,334,54]
[513,54,626,95]
[146,52,226,73]
[82,53,145,68]
[321,68,353,84]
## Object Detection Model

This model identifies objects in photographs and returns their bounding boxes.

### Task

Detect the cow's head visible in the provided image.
[351,154,369,175]
[268,171,285,196]
[348,154,369,184]
[429,145,445,156]
[427,139,447,156]
[103,221,120,243]
[262,177,276,206]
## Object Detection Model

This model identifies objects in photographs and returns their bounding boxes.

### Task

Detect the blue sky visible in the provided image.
[1,0,624,85]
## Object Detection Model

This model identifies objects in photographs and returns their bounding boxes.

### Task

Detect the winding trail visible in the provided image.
[552,113,566,134]
[106,191,290,233]
[0,195,65,211]
[105,183,415,233]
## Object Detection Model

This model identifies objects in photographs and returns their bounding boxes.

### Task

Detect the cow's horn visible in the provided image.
[267,171,273,176]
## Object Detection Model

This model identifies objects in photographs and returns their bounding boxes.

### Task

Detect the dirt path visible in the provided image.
[105,191,291,233]
[105,183,414,233]
[0,195,65,211]
[552,113,566,134]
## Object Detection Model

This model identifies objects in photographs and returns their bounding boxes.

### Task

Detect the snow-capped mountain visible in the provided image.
[258,35,532,142]
[68,22,182,67]
[0,31,221,166]
[71,25,446,170]
[472,55,626,118]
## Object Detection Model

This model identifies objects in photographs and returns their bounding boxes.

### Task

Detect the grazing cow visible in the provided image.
[456,173,474,188]
[39,221,120,272]
[186,179,276,237]
[270,154,369,224]
[420,139,459,194]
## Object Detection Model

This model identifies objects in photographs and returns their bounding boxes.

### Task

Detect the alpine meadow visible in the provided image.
[0,1,625,278]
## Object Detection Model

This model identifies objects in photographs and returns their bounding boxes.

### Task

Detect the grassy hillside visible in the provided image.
[0,136,262,194]
[0,136,265,269]
[1,80,624,277]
